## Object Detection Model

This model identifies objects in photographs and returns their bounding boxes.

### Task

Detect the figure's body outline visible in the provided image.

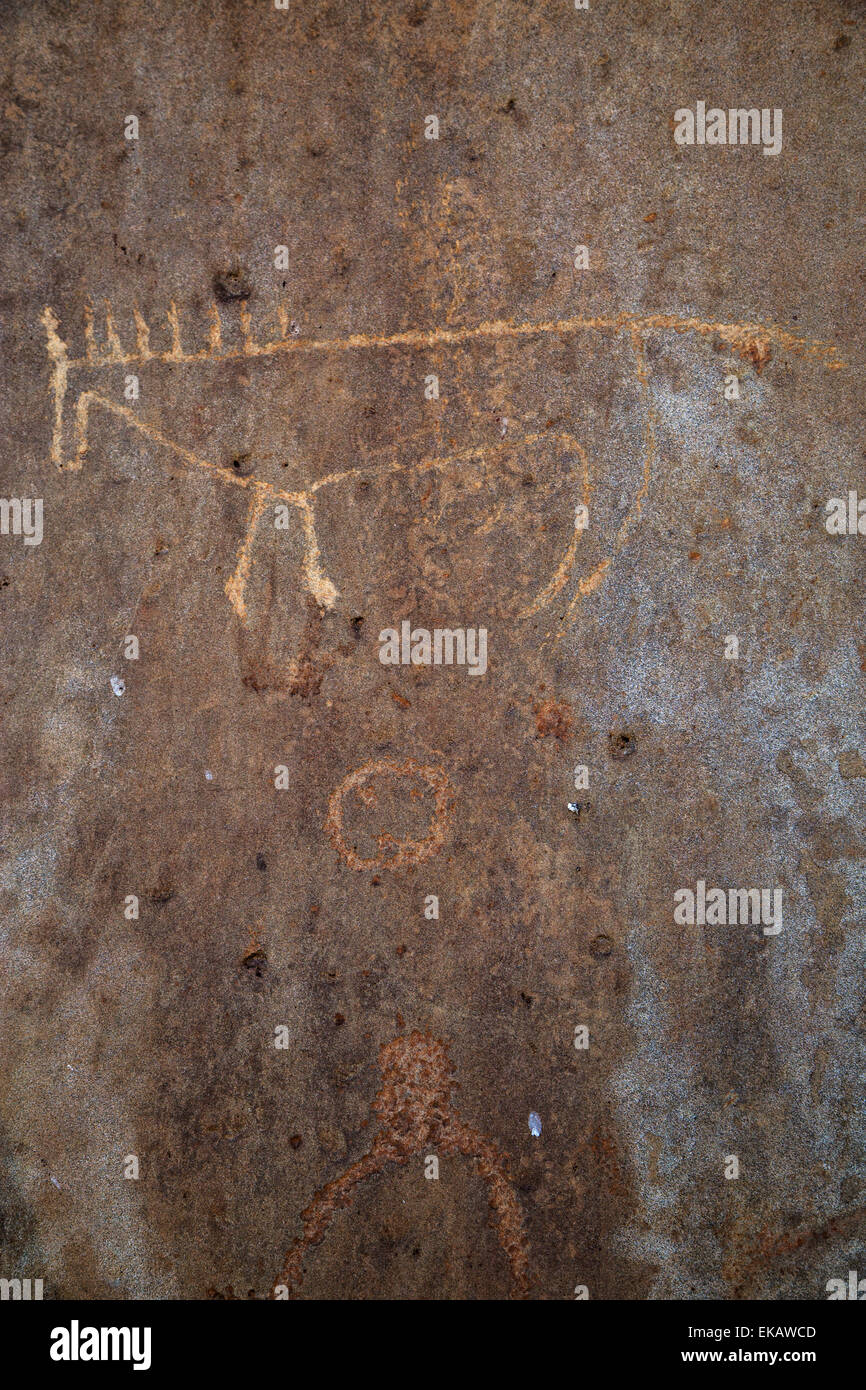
[271,1031,531,1299]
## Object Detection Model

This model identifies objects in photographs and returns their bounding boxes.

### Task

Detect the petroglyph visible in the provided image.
[271,1031,530,1299]
[43,299,844,377]
[325,758,456,872]
[41,299,843,638]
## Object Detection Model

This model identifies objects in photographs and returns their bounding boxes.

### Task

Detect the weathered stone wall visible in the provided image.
[0,0,863,1299]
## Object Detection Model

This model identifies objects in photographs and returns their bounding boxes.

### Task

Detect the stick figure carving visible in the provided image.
[271,1031,531,1298]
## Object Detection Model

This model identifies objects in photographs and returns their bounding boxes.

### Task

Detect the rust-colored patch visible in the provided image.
[289,602,334,699]
[533,698,573,740]
[726,329,772,373]
[585,1129,630,1201]
[271,1031,530,1298]
[289,653,333,699]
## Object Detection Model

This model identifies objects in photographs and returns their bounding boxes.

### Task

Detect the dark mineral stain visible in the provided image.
[213,266,252,301]
[590,934,614,958]
[228,452,254,477]
[243,948,268,978]
[149,876,174,904]
[608,730,636,759]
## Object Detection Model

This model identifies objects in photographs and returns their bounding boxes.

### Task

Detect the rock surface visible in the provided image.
[0,0,863,1299]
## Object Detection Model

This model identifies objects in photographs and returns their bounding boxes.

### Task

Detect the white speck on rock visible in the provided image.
[110,676,125,697]
[50,1175,61,1190]
[204,770,213,781]
[529,1111,542,1137]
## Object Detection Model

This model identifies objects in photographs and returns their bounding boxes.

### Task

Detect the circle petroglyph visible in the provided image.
[324,757,456,872]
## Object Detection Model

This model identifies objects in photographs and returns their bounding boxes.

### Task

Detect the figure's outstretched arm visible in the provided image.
[270,1145,390,1298]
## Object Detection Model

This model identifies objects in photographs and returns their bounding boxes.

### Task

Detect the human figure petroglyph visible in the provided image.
[271,1030,531,1299]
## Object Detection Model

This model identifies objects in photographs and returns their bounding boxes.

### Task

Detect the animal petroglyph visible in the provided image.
[41,299,843,637]
[271,1031,531,1299]
[325,758,456,872]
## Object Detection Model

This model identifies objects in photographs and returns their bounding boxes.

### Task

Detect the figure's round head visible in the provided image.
[373,1031,456,1127]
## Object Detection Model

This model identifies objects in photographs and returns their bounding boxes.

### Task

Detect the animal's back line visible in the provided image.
[56,310,844,371]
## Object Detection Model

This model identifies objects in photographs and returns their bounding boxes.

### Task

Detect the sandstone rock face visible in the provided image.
[0,0,863,1300]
